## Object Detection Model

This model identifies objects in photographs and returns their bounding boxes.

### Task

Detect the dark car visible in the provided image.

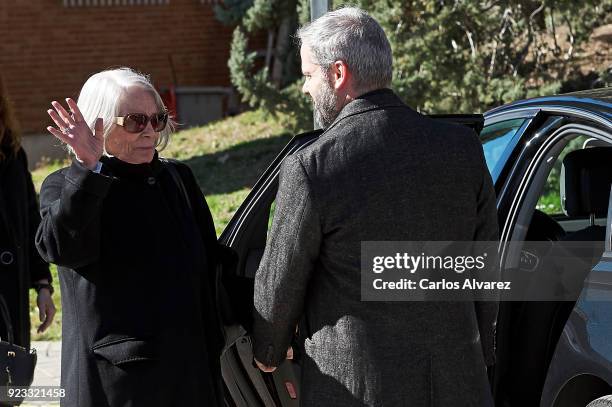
[215,88,612,407]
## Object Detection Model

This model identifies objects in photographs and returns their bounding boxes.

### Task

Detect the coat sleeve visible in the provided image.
[472,135,500,367]
[35,160,113,269]
[252,154,322,367]
[17,148,52,284]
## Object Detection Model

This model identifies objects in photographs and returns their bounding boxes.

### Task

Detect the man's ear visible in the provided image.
[331,60,350,91]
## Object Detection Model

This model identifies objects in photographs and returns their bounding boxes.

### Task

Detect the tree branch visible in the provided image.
[562,14,575,60]
[549,6,561,56]
[512,2,545,76]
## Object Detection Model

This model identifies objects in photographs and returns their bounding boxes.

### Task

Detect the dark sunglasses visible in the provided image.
[114,112,168,133]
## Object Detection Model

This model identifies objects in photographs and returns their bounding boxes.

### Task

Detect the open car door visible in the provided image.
[216,115,485,406]
[539,185,612,406]
[216,128,322,407]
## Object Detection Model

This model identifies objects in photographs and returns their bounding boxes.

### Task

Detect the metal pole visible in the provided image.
[310,0,330,129]
[310,0,329,20]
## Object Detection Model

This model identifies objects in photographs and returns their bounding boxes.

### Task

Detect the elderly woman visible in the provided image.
[0,72,55,349]
[36,68,223,406]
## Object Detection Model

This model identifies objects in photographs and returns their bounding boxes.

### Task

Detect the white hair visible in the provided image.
[76,67,174,154]
[297,7,393,93]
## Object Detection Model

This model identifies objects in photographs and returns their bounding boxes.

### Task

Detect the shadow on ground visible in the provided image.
[183,132,293,195]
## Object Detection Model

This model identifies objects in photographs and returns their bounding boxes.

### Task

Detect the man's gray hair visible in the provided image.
[297,7,393,93]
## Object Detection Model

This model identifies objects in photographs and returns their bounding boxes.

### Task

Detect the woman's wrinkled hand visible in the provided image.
[47,98,104,170]
[36,288,56,334]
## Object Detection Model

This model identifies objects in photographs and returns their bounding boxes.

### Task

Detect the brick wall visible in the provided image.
[1,0,239,135]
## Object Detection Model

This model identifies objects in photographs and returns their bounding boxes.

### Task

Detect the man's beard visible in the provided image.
[313,77,342,129]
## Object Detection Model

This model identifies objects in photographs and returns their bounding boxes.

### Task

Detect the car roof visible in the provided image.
[486,87,612,118]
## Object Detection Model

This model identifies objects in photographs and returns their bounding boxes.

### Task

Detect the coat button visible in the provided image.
[147,177,156,185]
[0,251,14,266]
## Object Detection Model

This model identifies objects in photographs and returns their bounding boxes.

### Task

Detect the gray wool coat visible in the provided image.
[252,89,499,407]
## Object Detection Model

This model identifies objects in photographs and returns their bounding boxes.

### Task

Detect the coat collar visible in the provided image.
[323,88,407,134]
[100,150,163,179]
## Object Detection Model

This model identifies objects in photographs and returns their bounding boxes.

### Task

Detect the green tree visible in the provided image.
[216,0,312,131]
[360,0,611,113]
[216,0,612,126]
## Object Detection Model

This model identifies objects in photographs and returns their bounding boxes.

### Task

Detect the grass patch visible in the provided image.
[31,160,69,192]
[163,109,297,161]
[207,188,252,236]
[536,192,563,215]
[28,109,300,341]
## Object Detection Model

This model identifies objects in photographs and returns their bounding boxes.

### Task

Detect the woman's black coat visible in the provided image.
[0,147,51,348]
[36,153,224,407]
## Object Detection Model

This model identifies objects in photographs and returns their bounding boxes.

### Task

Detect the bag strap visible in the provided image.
[160,158,236,341]
[161,158,192,213]
[0,294,14,345]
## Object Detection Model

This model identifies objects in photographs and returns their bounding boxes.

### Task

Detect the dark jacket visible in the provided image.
[36,153,223,407]
[253,89,499,406]
[0,147,51,348]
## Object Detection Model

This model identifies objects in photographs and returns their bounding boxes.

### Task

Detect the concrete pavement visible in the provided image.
[20,341,61,406]
[31,341,61,387]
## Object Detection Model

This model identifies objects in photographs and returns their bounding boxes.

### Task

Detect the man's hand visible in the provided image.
[254,346,294,373]
[36,288,56,333]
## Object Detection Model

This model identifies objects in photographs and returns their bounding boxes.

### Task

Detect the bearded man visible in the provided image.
[251,7,499,406]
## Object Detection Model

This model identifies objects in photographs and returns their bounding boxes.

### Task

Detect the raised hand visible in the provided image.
[47,98,104,170]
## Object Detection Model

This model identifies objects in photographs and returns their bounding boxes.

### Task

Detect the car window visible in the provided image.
[536,135,591,216]
[480,118,527,175]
